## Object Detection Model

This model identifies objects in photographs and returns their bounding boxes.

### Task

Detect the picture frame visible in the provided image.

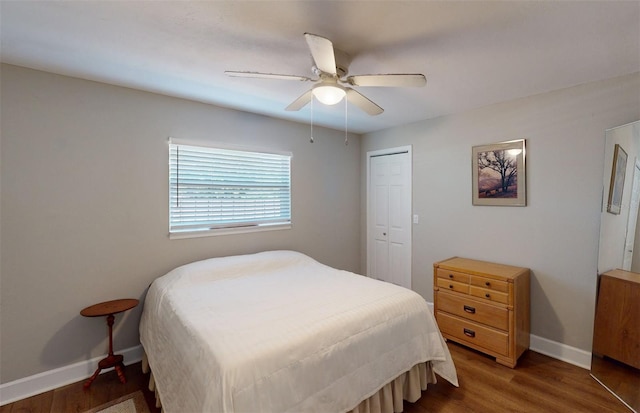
[607,143,627,215]
[472,139,526,206]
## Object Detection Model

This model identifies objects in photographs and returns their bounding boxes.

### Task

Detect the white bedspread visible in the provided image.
[139,250,457,413]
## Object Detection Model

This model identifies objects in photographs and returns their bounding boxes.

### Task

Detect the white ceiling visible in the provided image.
[1,1,639,134]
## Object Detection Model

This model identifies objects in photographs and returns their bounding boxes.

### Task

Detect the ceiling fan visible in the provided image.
[225,33,426,116]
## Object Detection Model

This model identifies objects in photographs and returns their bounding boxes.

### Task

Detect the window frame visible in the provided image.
[168,138,292,239]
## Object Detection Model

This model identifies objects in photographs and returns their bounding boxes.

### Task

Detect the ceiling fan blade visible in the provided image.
[347,74,426,87]
[285,90,313,111]
[225,71,311,82]
[346,89,384,116]
[304,33,337,75]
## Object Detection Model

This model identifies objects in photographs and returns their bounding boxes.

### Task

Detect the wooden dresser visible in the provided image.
[433,257,530,367]
[592,269,640,369]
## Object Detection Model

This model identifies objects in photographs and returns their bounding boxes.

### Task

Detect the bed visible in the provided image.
[139,250,458,413]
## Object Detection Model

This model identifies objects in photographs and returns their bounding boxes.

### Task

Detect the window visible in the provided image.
[169,140,291,238]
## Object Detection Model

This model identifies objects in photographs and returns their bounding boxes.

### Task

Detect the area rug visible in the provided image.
[84,390,151,413]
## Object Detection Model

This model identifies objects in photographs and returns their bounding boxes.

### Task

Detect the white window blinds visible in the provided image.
[169,142,291,234]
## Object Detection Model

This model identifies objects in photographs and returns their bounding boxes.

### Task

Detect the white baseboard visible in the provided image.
[529,334,592,370]
[0,321,593,406]
[0,345,142,406]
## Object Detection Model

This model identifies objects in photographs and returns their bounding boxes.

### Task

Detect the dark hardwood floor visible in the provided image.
[1,342,630,412]
[406,342,630,413]
[0,364,161,413]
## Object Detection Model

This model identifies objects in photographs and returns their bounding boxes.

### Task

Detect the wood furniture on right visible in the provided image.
[592,269,640,369]
[434,257,530,368]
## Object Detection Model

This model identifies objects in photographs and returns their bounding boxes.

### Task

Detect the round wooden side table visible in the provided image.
[80,298,139,389]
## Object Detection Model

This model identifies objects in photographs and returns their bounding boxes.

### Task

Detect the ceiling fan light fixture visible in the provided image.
[312,84,346,105]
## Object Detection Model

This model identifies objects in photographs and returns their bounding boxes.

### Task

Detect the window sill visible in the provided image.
[169,223,291,240]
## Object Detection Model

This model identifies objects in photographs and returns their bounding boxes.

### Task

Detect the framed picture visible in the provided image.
[607,143,627,215]
[472,139,526,206]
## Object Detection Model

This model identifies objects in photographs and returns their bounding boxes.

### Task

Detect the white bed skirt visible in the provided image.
[142,351,436,413]
[348,361,436,413]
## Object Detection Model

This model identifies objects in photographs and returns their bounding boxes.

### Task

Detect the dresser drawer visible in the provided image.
[436,268,470,284]
[470,285,509,304]
[470,275,509,293]
[436,291,509,330]
[437,312,509,356]
[436,277,469,294]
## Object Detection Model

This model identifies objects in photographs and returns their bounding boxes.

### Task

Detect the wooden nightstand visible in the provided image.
[80,298,139,388]
[434,257,530,368]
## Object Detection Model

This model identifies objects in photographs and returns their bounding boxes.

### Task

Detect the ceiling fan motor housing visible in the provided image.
[312,48,351,78]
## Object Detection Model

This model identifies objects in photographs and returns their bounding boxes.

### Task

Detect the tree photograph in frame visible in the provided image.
[607,143,627,215]
[472,139,526,206]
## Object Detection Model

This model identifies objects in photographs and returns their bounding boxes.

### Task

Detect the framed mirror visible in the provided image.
[593,120,640,413]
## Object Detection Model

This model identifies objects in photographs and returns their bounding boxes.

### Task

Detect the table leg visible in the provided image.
[83,313,127,388]
[114,362,127,384]
[84,367,102,389]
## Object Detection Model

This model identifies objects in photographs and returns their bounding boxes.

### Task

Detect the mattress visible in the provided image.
[139,250,458,412]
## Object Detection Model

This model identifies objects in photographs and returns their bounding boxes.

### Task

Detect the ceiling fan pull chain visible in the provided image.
[310,96,314,143]
[344,98,348,146]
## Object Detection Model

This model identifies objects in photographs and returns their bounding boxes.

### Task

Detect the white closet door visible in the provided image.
[623,159,640,270]
[369,151,411,288]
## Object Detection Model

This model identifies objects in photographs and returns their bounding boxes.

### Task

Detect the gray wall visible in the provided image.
[0,64,361,383]
[360,72,640,351]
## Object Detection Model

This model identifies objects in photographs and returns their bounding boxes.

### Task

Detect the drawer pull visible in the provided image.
[464,305,476,314]
[485,293,491,298]
[485,281,491,287]
[463,328,476,338]
[449,284,454,289]
[449,274,454,279]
